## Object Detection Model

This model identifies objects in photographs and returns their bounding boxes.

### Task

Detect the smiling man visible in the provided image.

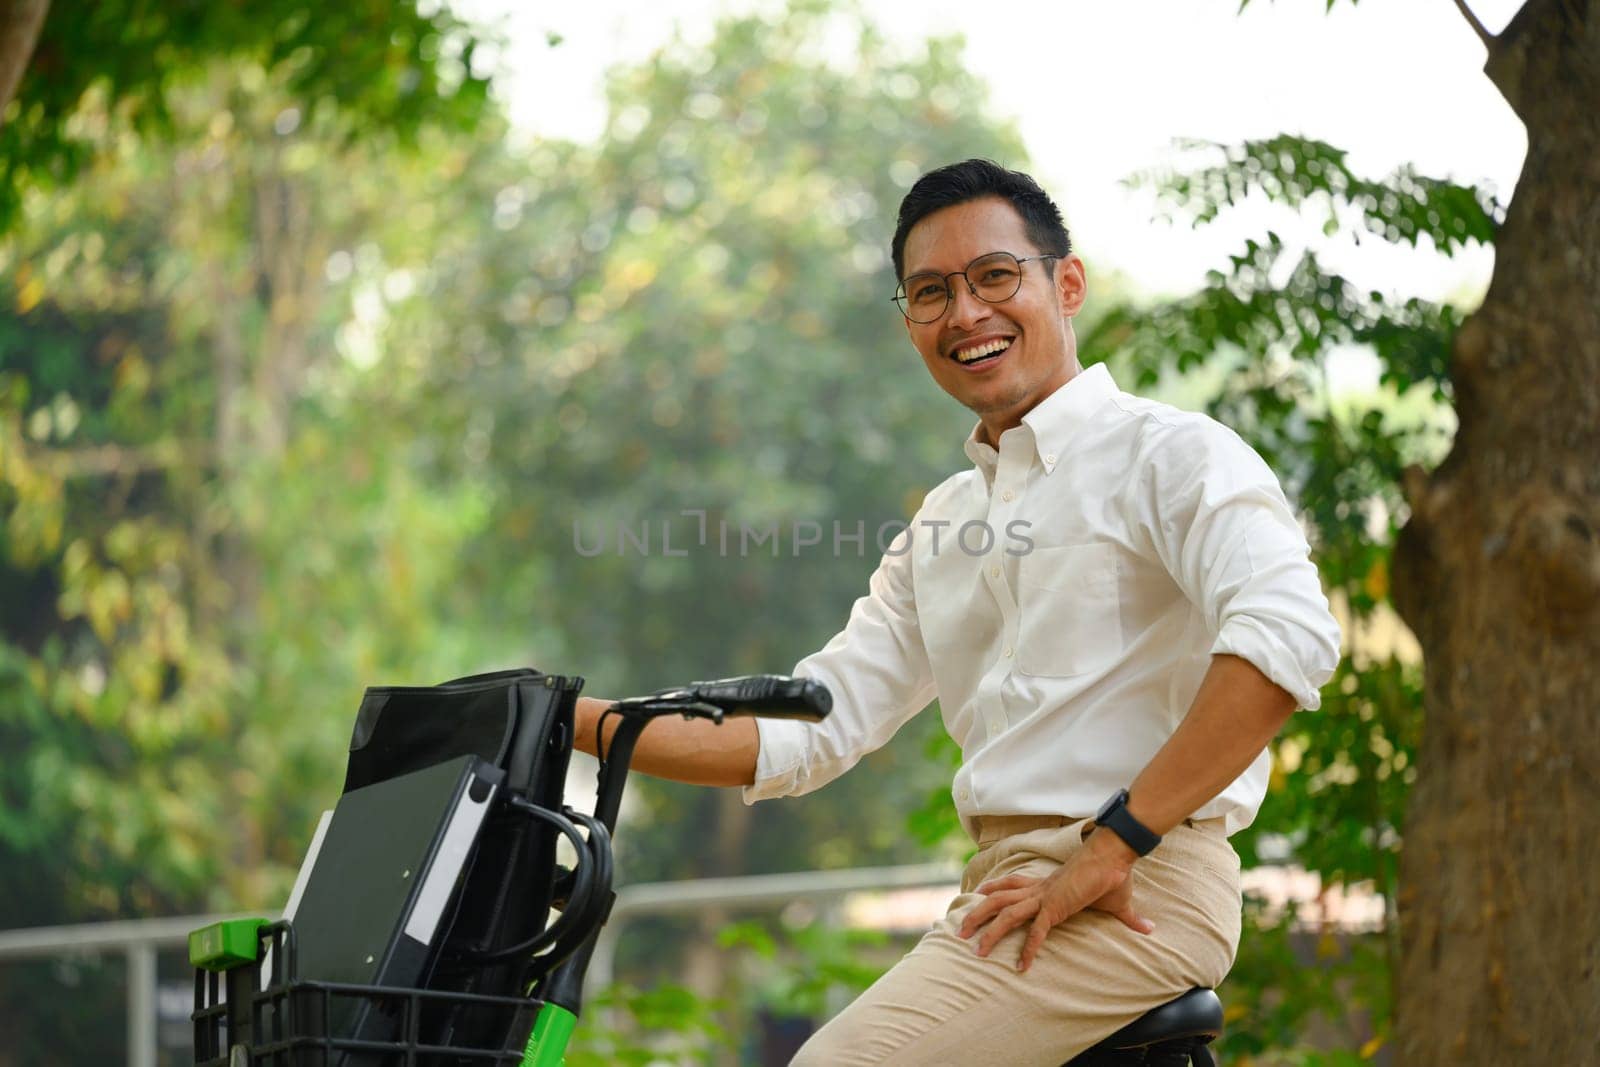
[895,199,1078,443]
[572,159,1341,1064]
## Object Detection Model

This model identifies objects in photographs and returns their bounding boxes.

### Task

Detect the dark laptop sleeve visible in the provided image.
[338,668,585,1049]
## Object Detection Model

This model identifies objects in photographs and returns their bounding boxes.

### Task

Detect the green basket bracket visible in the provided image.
[188,918,272,972]
[522,1002,577,1067]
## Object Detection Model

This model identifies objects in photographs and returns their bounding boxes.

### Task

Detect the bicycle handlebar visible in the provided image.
[618,673,832,722]
[540,673,831,1018]
[688,674,833,719]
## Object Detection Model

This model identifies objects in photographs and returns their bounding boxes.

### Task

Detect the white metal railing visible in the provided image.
[0,913,255,1067]
[0,863,959,1065]
[590,861,958,989]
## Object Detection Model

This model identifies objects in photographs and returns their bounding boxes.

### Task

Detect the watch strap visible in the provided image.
[1095,789,1162,857]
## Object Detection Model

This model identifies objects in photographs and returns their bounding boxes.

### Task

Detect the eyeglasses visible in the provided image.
[891,251,1061,324]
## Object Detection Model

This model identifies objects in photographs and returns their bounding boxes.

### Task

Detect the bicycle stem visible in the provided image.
[533,708,650,1020]
[522,685,827,1065]
[591,710,652,834]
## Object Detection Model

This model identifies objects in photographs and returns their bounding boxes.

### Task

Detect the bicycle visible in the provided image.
[189,670,1222,1065]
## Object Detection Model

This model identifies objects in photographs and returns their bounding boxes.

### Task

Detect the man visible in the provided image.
[571,159,1341,1064]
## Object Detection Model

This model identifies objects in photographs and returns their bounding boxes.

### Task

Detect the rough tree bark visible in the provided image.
[1391,1,1599,1062]
[0,0,49,123]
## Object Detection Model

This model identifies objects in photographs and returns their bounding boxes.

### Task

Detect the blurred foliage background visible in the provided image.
[0,0,1494,1063]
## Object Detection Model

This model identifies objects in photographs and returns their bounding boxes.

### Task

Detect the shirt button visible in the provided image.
[989,565,1000,579]
[1003,646,1014,658]
[1002,489,1015,502]
[1045,453,1057,465]
[958,786,971,802]
[988,722,1002,739]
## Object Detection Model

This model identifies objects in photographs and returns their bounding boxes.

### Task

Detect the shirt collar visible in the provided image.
[961,363,1119,482]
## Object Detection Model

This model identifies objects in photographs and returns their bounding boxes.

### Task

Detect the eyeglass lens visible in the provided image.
[896,252,1027,324]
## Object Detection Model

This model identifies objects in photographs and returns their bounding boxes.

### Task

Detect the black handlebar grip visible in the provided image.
[688,674,833,721]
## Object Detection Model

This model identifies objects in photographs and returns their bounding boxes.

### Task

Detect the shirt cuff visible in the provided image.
[1211,613,1339,711]
[741,715,810,804]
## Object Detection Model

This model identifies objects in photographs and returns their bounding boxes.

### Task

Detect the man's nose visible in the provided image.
[945,278,990,330]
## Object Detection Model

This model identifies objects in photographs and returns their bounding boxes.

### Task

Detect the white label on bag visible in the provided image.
[404,777,496,946]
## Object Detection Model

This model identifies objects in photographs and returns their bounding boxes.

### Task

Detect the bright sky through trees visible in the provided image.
[458,0,1525,312]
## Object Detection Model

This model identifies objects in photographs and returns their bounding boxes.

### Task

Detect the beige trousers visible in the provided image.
[791,815,1241,1066]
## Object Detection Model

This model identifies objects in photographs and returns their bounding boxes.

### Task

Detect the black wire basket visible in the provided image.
[192,919,539,1066]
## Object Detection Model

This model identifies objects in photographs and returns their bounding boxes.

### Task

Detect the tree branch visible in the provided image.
[0,0,51,124]
[1451,0,1496,49]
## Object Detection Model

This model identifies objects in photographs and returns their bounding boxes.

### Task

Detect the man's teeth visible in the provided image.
[954,339,1012,364]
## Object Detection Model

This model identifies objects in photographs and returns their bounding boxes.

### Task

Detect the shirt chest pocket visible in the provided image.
[1016,543,1125,678]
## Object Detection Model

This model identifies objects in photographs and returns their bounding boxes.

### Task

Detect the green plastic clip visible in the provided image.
[188,918,271,971]
[522,1002,577,1067]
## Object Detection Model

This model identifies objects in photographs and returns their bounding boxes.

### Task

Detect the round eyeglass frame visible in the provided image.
[891,251,1061,324]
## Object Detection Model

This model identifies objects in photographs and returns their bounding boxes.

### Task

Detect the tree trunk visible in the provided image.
[0,0,49,124]
[1391,2,1600,1061]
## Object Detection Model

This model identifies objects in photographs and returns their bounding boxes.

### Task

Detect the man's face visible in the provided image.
[899,197,1086,443]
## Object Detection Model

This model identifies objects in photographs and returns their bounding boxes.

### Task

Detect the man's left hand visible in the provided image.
[957,828,1154,973]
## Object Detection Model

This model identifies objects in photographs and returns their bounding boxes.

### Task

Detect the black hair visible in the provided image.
[890,159,1072,281]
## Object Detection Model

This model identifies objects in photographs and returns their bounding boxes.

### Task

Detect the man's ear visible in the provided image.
[1056,254,1088,318]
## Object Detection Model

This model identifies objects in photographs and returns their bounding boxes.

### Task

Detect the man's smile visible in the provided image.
[948,334,1016,368]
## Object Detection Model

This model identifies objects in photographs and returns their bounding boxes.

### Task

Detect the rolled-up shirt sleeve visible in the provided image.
[743,521,937,803]
[1130,419,1342,710]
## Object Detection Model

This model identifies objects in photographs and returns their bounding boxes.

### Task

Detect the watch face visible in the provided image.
[1097,789,1128,822]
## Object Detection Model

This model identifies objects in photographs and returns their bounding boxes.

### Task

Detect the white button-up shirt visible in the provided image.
[744,364,1342,836]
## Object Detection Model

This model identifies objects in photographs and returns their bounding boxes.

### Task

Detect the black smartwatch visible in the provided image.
[1093,789,1162,857]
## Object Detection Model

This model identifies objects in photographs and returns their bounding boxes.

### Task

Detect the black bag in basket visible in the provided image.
[341,667,584,1049]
